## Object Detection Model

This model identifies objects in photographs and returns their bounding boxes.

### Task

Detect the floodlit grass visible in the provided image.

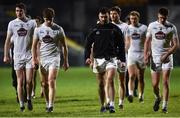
[0,67,180,117]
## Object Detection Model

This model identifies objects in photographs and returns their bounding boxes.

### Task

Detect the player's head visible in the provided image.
[129,11,140,26]
[43,8,55,26]
[35,16,42,27]
[15,3,26,19]
[109,6,121,22]
[98,7,109,24]
[158,7,169,24]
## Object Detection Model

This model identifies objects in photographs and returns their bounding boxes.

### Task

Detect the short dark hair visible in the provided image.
[35,16,42,22]
[16,3,26,11]
[129,11,140,18]
[158,7,169,16]
[110,6,121,14]
[43,8,55,18]
[98,7,109,14]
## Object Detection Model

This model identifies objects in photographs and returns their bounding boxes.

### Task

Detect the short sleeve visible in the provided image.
[146,23,152,38]
[33,27,39,40]
[7,21,13,35]
[59,27,66,40]
[172,25,178,39]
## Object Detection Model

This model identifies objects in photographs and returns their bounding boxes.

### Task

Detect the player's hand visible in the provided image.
[117,60,126,69]
[160,53,170,63]
[85,58,91,65]
[89,61,93,69]
[144,52,151,65]
[32,59,39,70]
[63,62,69,71]
[120,61,126,68]
[3,56,10,64]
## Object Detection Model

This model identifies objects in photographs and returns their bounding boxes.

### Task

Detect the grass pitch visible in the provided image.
[0,67,180,117]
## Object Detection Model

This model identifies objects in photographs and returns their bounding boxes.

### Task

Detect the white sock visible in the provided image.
[162,101,168,108]
[139,94,144,99]
[27,96,31,100]
[106,97,110,104]
[49,102,53,108]
[110,101,114,107]
[119,99,124,105]
[19,101,24,107]
[129,90,133,96]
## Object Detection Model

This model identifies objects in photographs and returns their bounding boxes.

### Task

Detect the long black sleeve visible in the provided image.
[84,23,125,62]
[115,27,126,62]
[84,31,94,60]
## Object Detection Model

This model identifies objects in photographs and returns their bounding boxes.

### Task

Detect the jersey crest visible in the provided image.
[155,31,166,40]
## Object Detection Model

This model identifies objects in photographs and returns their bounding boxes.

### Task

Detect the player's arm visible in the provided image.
[85,30,94,65]
[144,36,151,65]
[32,37,39,68]
[161,36,179,63]
[3,32,13,63]
[116,28,126,63]
[89,43,94,69]
[32,28,39,69]
[125,35,130,53]
[60,36,69,71]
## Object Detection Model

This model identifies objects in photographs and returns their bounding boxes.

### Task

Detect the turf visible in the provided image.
[0,67,180,117]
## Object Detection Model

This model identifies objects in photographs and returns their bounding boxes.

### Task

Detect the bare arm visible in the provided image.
[144,36,151,65]
[3,33,12,63]
[125,35,130,53]
[60,36,69,71]
[161,37,179,63]
[31,37,39,68]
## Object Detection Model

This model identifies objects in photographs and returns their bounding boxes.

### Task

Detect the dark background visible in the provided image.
[0,0,180,66]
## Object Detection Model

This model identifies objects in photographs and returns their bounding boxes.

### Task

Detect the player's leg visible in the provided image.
[151,71,161,111]
[127,64,136,103]
[40,67,49,110]
[106,68,116,113]
[134,77,138,97]
[96,72,106,112]
[25,68,34,110]
[31,70,37,98]
[137,68,145,102]
[16,69,25,111]
[47,68,58,112]
[162,69,171,113]
[125,70,129,97]
[118,71,125,109]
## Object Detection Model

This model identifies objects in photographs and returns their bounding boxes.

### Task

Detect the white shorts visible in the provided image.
[93,58,116,73]
[40,56,60,71]
[127,52,145,69]
[14,53,33,70]
[150,55,173,72]
[115,59,126,73]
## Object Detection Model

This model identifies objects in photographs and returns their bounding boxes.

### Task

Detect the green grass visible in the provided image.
[0,67,180,117]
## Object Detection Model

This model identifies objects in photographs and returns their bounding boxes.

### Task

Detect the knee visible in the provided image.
[41,81,48,88]
[48,79,55,88]
[163,80,169,87]
[129,73,136,80]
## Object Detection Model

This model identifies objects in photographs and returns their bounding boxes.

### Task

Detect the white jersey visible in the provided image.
[112,21,128,38]
[127,23,147,53]
[33,23,65,59]
[146,21,178,56]
[7,18,36,56]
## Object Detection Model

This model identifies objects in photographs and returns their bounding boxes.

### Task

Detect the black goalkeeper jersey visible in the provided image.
[85,22,126,62]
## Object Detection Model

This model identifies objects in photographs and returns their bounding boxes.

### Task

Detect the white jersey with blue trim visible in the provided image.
[7,18,36,55]
[127,23,147,53]
[146,21,178,56]
[112,21,128,38]
[33,23,65,59]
